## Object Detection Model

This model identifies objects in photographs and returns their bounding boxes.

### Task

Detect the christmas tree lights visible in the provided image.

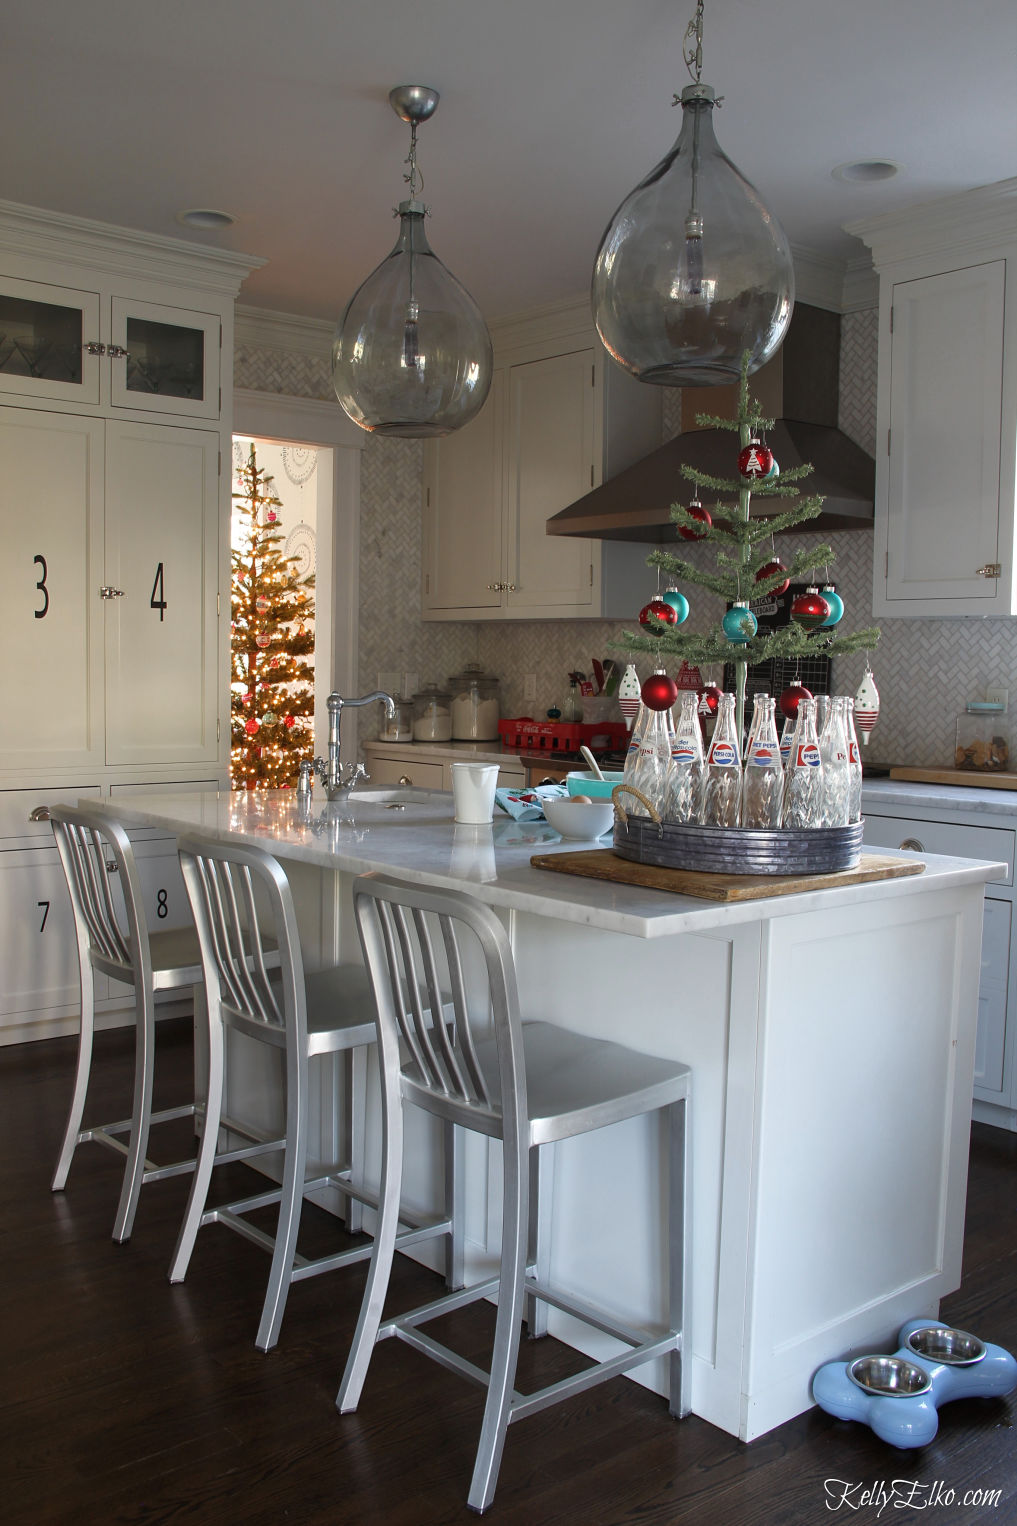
[231,445,316,789]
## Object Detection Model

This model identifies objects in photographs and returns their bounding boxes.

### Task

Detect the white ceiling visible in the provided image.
[5,0,1016,323]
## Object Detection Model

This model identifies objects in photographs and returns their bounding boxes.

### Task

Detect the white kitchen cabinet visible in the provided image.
[852,181,1017,616]
[364,743,524,792]
[861,784,1017,1126]
[422,300,659,621]
[0,198,258,1044]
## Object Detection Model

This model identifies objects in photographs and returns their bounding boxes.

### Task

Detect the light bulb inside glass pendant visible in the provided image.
[332,203,493,438]
[592,84,794,387]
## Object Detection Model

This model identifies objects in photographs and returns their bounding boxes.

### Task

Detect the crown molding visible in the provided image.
[235,304,334,358]
[233,387,364,450]
[847,178,1017,269]
[0,198,263,297]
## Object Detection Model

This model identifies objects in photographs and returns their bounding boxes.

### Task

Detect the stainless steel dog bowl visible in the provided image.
[905,1325,987,1366]
[848,1355,933,1397]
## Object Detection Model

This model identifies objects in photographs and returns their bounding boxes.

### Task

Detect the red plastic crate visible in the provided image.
[498,718,630,754]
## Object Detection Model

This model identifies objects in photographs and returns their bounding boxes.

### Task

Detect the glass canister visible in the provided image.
[449,663,501,740]
[411,684,453,742]
[378,697,414,742]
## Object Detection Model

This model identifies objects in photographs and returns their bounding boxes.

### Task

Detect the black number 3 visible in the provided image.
[34,555,49,619]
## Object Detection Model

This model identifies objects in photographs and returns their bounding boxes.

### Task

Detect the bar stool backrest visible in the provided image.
[177,836,303,1050]
[353,872,527,1150]
[50,806,149,990]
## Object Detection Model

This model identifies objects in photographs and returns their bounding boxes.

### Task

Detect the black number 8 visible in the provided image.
[157,888,168,919]
[34,555,49,619]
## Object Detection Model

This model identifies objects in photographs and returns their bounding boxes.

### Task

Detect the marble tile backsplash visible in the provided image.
[236,305,1017,769]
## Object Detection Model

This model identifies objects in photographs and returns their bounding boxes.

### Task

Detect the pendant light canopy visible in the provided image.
[332,86,493,438]
[591,1,794,387]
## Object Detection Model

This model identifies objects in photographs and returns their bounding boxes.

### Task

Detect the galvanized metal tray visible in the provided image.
[611,785,864,876]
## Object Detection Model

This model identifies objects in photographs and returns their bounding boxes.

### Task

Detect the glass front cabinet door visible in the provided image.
[109,298,221,420]
[0,276,102,406]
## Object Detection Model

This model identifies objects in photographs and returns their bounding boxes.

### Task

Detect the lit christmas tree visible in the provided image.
[621,354,879,743]
[231,444,316,789]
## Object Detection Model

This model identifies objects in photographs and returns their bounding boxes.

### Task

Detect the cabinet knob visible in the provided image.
[504,583,516,592]
[107,345,130,361]
[99,586,126,600]
[899,837,925,853]
[83,341,106,356]
[976,564,1002,578]
[398,774,413,786]
[487,582,503,591]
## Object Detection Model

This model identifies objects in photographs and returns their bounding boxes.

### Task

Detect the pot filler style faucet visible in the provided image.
[311,691,396,800]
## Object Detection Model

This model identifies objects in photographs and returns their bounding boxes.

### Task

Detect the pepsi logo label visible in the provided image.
[796,743,821,767]
[710,742,738,765]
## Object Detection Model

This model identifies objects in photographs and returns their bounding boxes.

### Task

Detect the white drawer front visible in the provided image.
[863,814,1014,885]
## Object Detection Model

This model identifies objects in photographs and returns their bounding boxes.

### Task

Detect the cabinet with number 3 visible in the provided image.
[0,197,259,1043]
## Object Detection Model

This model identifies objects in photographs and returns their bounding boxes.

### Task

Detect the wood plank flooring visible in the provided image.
[2,1017,1016,1525]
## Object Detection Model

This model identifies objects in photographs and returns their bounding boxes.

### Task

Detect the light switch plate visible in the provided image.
[378,670,400,698]
[524,673,537,702]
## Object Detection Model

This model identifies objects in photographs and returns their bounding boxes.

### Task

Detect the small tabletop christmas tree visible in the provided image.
[231,444,316,789]
[621,353,879,743]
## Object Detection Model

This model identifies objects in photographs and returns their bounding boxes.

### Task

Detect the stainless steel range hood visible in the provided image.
[547,304,874,542]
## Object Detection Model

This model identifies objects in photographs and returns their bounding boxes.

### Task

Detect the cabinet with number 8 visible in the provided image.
[0,198,259,1043]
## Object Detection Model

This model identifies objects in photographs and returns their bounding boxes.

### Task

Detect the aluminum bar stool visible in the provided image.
[48,803,219,1243]
[338,871,692,1515]
[172,835,462,1353]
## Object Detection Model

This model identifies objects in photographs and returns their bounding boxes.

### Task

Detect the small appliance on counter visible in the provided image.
[449,663,501,741]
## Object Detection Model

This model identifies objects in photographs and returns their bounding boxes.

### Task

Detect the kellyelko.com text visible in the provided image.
[824,1478,1004,1514]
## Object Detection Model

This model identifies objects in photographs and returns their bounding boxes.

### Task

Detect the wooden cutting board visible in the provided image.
[529,848,924,902]
[889,767,1017,791]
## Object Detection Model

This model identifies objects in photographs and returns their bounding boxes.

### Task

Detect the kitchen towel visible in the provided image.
[495,784,569,821]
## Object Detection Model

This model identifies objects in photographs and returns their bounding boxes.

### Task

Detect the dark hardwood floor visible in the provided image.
[3,1016,1016,1525]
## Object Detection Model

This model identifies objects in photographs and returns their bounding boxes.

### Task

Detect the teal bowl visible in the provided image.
[565,770,625,801]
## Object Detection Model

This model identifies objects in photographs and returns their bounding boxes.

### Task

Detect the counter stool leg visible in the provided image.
[668,1096,691,1419]
[169,1007,225,1283]
[525,1145,552,1338]
[256,1048,310,1352]
[444,1120,466,1290]
[52,964,96,1192]
[112,986,157,1243]
[467,1144,528,1515]
[341,1046,367,1236]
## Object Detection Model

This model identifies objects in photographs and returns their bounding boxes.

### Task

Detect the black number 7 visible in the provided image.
[38,900,50,932]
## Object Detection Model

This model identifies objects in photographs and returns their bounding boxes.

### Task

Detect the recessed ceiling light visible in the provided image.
[176,208,237,229]
[831,160,902,184]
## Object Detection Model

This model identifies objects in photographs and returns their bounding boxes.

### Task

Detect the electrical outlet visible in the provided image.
[987,686,1009,711]
[523,672,537,703]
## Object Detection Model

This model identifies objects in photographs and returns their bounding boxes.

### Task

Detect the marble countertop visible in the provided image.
[90,788,1003,942]
[862,777,1017,818]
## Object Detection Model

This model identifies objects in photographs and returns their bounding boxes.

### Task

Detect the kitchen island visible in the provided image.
[87,786,999,1443]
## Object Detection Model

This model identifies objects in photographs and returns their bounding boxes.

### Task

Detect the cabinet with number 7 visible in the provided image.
[0,410,218,770]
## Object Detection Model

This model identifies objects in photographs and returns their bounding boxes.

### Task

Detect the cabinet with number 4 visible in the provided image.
[0,198,259,1044]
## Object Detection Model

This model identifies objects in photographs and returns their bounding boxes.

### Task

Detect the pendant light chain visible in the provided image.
[683,0,704,84]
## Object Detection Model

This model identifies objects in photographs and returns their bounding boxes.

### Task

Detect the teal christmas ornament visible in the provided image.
[819,586,845,627]
[661,587,690,624]
[722,601,758,644]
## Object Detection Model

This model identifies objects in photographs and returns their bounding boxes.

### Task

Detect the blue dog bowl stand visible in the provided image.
[812,1320,1017,1448]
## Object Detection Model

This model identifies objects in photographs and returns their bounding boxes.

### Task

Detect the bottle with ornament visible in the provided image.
[782,697,825,829]
[665,689,706,824]
[702,692,742,828]
[741,695,784,829]
[612,351,879,772]
[818,696,851,828]
[626,669,677,817]
[844,696,864,823]
[778,680,811,768]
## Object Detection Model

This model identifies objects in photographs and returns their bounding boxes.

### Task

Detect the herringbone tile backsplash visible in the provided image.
[236,305,1017,768]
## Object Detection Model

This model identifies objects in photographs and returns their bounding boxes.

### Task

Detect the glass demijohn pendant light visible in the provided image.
[591,0,795,386]
[332,85,493,437]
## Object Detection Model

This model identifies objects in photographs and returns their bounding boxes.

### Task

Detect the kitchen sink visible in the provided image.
[344,787,450,810]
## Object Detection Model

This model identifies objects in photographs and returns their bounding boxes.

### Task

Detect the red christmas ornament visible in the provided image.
[677,498,712,541]
[738,441,774,480]
[698,682,722,716]
[639,597,679,634]
[284,715,296,729]
[641,671,679,711]
[255,632,271,648]
[755,559,790,596]
[245,718,260,735]
[790,586,831,630]
[266,510,278,522]
[779,681,813,721]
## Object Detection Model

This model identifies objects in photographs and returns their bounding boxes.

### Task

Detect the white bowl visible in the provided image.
[543,797,615,841]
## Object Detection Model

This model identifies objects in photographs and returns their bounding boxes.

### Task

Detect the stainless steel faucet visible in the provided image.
[311,690,396,799]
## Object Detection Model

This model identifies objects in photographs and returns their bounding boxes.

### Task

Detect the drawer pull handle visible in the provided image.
[28,805,51,822]
[976,564,1002,578]
[899,837,925,852]
[399,774,413,786]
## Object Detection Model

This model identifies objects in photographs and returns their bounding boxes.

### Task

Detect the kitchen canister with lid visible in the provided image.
[449,663,501,740]
[412,684,453,742]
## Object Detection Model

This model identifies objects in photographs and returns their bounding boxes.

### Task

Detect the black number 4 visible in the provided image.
[150,562,166,621]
